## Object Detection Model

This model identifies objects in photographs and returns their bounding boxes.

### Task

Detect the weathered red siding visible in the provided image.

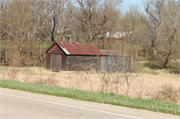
[61,55,67,71]
[46,43,65,55]
[46,54,51,69]
[46,42,103,71]
[46,43,66,71]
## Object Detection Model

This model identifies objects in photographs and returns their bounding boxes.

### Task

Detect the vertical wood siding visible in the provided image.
[50,54,62,72]
[46,43,66,71]
[46,42,132,72]
[66,56,101,71]
[62,55,67,71]
[46,54,51,69]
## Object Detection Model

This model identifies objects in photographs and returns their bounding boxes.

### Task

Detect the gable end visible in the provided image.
[46,43,65,55]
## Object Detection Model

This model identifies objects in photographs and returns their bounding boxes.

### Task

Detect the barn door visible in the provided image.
[50,54,61,72]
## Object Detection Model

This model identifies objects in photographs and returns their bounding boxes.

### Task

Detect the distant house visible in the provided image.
[105,32,126,39]
[95,31,133,49]
[45,41,132,72]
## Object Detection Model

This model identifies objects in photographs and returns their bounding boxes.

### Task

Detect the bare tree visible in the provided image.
[1,0,51,67]
[34,0,68,42]
[144,0,179,68]
[160,0,180,68]
[120,6,148,59]
[144,0,165,56]
[1,0,36,66]
[68,0,122,43]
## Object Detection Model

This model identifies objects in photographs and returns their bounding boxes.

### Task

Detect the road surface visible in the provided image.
[0,88,179,119]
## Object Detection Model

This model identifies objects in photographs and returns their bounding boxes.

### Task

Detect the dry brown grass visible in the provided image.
[0,66,179,104]
[153,84,179,103]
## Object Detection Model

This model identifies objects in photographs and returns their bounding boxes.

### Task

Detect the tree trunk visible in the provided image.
[152,46,157,56]
[51,17,56,42]
[88,24,93,43]
[135,47,139,60]
[163,49,172,68]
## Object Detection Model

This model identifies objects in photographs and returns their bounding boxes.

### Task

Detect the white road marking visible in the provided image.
[0,92,143,119]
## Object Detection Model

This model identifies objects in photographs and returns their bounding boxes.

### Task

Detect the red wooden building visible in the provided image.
[46,41,132,72]
[45,41,104,72]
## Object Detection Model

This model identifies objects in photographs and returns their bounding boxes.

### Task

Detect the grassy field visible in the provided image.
[0,79,179,115]
[0,65,179,103]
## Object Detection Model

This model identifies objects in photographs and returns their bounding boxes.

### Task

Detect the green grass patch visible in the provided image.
[140,70,159,75]
[0,79,179,115]
[133,62,159,75]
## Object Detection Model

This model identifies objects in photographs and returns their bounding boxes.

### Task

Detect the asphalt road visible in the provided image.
[0,88,179,119]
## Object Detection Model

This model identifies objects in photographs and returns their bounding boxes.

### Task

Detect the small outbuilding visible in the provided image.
[45,41,132,72]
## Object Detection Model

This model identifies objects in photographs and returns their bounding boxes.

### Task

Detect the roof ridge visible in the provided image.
[53,41,104,56]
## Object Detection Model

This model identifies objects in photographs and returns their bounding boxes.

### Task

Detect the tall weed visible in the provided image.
[153,84,179,103]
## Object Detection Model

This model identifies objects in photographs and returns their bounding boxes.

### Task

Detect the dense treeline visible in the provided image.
[1,0,179,68]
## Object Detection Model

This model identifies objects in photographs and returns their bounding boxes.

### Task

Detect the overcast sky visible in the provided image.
[121,0,144,13]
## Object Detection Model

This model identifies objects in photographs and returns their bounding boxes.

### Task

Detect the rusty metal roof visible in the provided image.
[55,42,104,55]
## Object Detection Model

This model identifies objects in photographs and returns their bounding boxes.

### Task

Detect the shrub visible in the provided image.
[99,91,105,94]
[153,85,179,103]
[145,58,179,74]
[166,62,179,74]
[144,58,164,69]
[110,92,115,96]
[136,56,146,61]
